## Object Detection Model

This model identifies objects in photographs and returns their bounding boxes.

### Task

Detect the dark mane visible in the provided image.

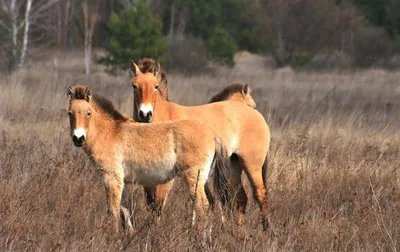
[138,58,169,101]
[71,86,128,121]
[92,95,129,121]
[209,82,245,103]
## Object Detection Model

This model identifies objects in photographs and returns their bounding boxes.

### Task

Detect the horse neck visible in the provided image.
[152,94,174,121]
[226,94,243,103]
[83,109,120,154]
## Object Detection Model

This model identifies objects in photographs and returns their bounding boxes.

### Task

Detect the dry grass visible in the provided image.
[1,52,399,251]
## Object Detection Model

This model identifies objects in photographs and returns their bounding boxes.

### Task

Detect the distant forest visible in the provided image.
[1,0,400,72]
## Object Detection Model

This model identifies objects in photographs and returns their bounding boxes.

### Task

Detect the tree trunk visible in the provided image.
[83,1,98,80]
[85,31,92,79]
[57,0,70,49]
[9,0,18,71]
[19,0,32,68]
[169,4,175,41]
[274,29,291,67]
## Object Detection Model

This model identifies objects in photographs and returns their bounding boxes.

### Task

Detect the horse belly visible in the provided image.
[127,157,177,186]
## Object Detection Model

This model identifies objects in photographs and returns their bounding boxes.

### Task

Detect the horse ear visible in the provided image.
[130,60,140,77]
[84,87,92,102]
[242,84,249,96]
[67,86,73,98]
[152,60,161,78]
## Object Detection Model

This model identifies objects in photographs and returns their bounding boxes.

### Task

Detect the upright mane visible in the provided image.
[138,58,169,100]
[209,82,247,103]
[71,86,129,122]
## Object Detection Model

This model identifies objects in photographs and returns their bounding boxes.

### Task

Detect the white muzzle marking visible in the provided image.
[139,103,153,114]
[73,128,86,138]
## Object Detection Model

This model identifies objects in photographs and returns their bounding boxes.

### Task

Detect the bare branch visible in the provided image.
[31,0,59,17]
[0,20,11,31]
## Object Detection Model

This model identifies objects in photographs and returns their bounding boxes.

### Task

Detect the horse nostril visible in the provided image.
[138,110,145,120]
[147,111,153,122]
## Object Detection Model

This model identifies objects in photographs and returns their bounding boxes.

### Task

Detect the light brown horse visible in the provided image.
[208,82,256,109]
[67,85,226,236]
[134,59,258,218]
[130,60,271,230]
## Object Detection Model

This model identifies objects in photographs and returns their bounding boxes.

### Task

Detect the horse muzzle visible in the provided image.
[73,135,85,147]
[138,110,153,123]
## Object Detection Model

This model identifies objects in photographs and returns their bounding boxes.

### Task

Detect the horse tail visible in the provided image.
[262,155,268,189]
[212,138,230,207]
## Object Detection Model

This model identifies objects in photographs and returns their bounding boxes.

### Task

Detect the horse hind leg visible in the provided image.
[239,156,271,231]
[218,155,248,227]
[182,166,212,246]
[204,181,215,210]
[180,164,210,225]
[153,179,174,222]
[143,180,173,225]
[143,186,156,212]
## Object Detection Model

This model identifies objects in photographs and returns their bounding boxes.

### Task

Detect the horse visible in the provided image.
[133,59,258,218]
[208,82,256,109]
[130,59,271,230]
[67,85,227,236]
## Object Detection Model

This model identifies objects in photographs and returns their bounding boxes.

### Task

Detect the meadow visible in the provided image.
[0,52,399,251]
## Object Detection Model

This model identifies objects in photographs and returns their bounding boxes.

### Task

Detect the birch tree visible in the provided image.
[82,1,99,79]
[0,0,22,70]
[0,0,59,71]
[19,0,32,68]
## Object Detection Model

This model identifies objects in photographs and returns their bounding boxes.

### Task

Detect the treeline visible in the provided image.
[1,0,400,73]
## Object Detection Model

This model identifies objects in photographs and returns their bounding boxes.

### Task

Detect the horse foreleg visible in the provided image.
[121,182,135,237]
[103,172,124,232]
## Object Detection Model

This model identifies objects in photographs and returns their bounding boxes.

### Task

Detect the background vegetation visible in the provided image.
[2,0,400,72]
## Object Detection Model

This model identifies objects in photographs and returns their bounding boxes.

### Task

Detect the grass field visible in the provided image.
[1,52,399,251]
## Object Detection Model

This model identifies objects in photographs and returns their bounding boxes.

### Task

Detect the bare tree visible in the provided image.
[0,0,59,71]
[57,0,72,49]
[169,3,175,40]
[264,0,339,67]
[82,1,99,79]
[19,0,32,68]
[0,0,22,70]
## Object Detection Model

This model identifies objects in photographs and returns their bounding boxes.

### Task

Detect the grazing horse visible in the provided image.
[130,60,271,230]
[67,86,226,236]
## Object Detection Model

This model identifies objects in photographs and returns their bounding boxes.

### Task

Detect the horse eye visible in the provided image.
[155,85,159,90]
[68,111,72,115]
[132,84,138,90]
[87,111,91,116]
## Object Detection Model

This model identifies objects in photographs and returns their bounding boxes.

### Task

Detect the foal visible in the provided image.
[67,86,226,235]
[130,60,271,230]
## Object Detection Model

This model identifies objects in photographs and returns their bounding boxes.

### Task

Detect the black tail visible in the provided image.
[262,155,268,188]
[212,138,230,207]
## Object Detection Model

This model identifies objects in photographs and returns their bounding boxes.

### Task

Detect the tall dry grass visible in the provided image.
[0,52,399,251]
